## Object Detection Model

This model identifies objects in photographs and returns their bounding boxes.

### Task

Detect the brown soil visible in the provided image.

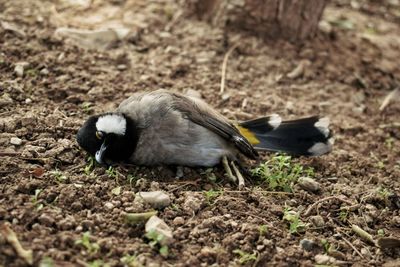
[1,0,399,266]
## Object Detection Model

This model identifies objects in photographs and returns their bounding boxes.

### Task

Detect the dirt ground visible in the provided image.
[1,0,400,266]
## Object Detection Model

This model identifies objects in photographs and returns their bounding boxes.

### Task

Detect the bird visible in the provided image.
[77,89,333,182]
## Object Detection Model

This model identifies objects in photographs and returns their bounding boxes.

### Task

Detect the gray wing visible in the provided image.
[169,92,258,159]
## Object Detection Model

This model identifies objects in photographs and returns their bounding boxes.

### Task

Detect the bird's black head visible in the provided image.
[77,113,139,165]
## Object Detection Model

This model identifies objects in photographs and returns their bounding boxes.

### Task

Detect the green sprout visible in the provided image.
[321,239,331,253]
[251,154,314,192]
[258,224,268,237]
[81,102,93,114]
[50,169,67,183]
[339,209,349,223]
[203,189,223,205]
[377,229,385,237]
[39,257,55,267]
[84,156,96,175]
[201,168,217,182]
[121,254,142,267]
[75,232,100,254]
[233,249,257,265]
[376,186,391,200]
[85,260,110,267]
[145,230,169,257]
[127,174,139,188]
[106,166,117,180]
[32,189,44,210]
[283,207,307,234]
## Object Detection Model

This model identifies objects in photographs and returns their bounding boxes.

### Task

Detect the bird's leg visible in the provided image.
[231,161,245,190]
[222,156,237,182]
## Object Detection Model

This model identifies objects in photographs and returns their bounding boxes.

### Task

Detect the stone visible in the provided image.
[14,62,29,77]
[55,27,130,50]
[172,217,185,226]
[10,137,22,146]
[38,214,55,226]
[137,191,171,209]
[300,239,316,251]
[315,254,336,265]
[40,68,49,75]
[145,215,173,246]
[298,177,321,193]
[310,215,325,227]
[104,202,114,210]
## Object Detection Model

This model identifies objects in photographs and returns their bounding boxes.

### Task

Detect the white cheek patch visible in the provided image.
[96,114,127,135]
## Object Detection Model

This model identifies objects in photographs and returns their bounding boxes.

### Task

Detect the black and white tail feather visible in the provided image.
[239,115,333,156]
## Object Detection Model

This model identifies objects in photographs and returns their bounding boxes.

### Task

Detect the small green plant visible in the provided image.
[106,166,117,179]
[121,254,141,267]
[145,230,169,257]
[127,174,139,188]
[283,207,307,234]
[321,239,331,253]
[376,186,391,200]
[39,257,55,267]
[75,232,100,254]
[86,260,110,267]
[384,138,394,150]
[233,249,257,265]
[84,156,96,175]
[258,224,268,237]
[339,209,349,223]
[50,169,67,183]
[82,102,93,114]
[111,186,121,196]
[32,189,44,210]
[203,189,223,205]
[377,229,385,237]
[170,203,180,211]
[251,154,314,192]
[201,168,217,182]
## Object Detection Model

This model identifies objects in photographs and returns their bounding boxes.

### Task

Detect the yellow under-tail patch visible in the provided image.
[236,126,260,145]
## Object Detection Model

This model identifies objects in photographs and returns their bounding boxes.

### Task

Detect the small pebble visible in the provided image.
[14,62,29,77]
[172,217,185,226]
[104,202,114,210]
[117,64,127,70]
[315,254,336,265]
[38,214,55,227]
[298,177,320,193]
[300,239,316,251]
[25,98,32,104]
[10,137,22,146]
[40,68,49,75]
[145,215,174,245]
[137,191,171,209]
[310,215,325,227]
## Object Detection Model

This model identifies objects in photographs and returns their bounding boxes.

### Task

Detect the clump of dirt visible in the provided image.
[1,0,399,266]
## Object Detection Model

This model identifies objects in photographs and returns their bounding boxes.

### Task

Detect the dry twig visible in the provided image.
[220,43,240,95]
[341,235,364,259]
[379,87,399,111]
[0,223,33,265]
[304,196,354,216]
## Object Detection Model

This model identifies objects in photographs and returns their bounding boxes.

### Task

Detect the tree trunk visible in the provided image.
[188,0,328,41]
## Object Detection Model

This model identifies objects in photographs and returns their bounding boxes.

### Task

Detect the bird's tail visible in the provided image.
[237,115,333,156]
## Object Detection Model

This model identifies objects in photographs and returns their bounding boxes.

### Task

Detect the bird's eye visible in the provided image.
[95,131,104,140]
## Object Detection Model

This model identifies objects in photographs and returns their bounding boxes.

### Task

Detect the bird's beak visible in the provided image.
[95,141,108,164]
